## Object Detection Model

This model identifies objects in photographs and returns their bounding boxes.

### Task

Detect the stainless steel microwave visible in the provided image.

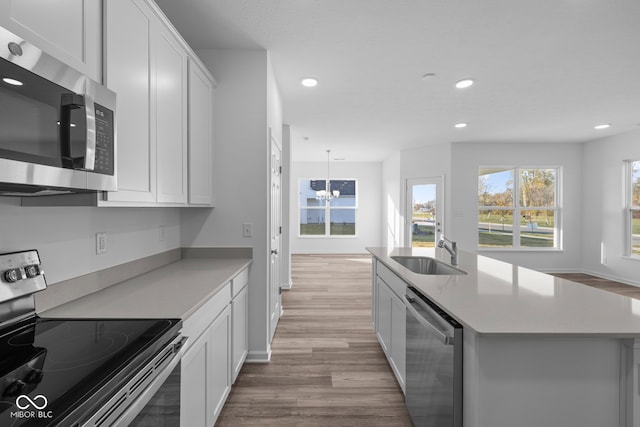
[0,26,116,196]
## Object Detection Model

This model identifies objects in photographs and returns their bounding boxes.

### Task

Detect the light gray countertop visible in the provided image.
[41,257,251,320]
[368,246,640,336]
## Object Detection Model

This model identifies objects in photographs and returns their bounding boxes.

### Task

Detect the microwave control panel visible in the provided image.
[93,104,115,176]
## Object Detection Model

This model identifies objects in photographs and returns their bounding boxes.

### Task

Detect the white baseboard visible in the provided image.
[245,349,272,363]
[281,279,292,290]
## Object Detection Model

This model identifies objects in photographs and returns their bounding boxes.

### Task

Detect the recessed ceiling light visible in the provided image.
[421,73,436,80]
[454,123,468,128]
[301,78,318,87]
[2,77,23,86]
[455,79,474,89]
[594,124,611,130]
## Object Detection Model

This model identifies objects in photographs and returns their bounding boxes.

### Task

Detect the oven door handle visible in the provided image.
[102,336,189,427]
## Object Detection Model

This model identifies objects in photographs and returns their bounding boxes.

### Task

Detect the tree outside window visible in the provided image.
[478,167,559,249]
[299,179,357,236]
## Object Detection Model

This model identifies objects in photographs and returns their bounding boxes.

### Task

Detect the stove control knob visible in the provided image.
[24,264,40,278]
[5,380,26,396]
[4,269,19,283]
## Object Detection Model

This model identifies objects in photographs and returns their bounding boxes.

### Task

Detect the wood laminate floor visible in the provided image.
[550,272,640,299]
[214,254,413,427]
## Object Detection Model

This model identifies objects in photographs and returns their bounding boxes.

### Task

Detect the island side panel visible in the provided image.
[464,331,623,427]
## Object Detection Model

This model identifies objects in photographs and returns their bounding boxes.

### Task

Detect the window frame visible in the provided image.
[298,178,358,238]
[625,160,640,258]
[478,166,562,251]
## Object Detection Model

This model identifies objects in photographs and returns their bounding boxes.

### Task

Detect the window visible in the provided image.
[626,160,640,256]
[478,167,559,249]
[299,179,357,236]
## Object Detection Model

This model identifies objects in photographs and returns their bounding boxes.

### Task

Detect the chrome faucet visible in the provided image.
[437,236,458,265]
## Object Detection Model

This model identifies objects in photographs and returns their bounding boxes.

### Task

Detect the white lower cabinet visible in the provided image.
[180,284,231,427]
[373,261,406,393]
[180,328,211,426]
[180,267,248,426]
[231,285,248,382]
[209,305,231,421]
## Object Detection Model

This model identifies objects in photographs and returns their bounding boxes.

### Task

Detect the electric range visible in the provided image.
[0,250,185,426]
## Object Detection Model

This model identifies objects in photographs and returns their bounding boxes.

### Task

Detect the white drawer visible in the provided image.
[182,282,231,347]
[376,260,406,299]
[231,268,249,298]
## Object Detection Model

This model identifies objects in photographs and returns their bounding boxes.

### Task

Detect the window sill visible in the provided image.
[298,235,359,239]
[478,248,564,253]
[622,255,640,262]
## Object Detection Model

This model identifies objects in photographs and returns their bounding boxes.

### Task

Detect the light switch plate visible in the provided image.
[96,232,107,255]
[242,223,253,238]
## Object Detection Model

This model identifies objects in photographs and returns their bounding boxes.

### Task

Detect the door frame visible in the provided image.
[405,176,444,247]
[269,129,282,342]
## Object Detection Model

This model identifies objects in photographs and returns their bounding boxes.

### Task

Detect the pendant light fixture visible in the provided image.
[315,149,340,201]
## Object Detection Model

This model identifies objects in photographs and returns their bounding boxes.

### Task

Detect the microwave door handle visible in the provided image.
[60,94,95,170]
[83,96,96,171]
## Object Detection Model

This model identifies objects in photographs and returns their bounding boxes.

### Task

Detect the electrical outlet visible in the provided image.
[96,232,107,255]
[242,223,253,238]
[159,225,165,242]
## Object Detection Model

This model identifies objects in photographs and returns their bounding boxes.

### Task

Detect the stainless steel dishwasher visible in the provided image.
[405,286,463,427]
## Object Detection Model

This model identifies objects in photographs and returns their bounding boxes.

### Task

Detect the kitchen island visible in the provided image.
[368,246,640,427]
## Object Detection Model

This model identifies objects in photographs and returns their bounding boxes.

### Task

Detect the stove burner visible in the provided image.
[43,331,129,371]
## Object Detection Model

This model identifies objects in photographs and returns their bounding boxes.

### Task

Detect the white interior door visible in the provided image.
[406,177,443,247]
[269,132,282,341]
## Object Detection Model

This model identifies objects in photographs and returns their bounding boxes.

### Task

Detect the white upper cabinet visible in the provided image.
[155,26,188,204]
[188,59,215,206]
[103,0,204,206]
[103,0,156,204]
[0,0,101,81]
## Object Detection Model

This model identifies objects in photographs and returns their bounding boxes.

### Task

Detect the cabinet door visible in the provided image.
[180,331,210,427]
[210,305,231,424]
[187,59,215,206]
[155,26,188,204]
[103,0,157,203]
[390,291,406,391]
[0,0,101,81]
[231,286,248,383]
[376,278,392,354]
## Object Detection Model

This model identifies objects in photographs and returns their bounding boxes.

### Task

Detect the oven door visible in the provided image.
[82,336,187,427]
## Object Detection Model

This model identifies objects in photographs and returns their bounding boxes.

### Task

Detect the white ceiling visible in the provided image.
[155,0,640,162]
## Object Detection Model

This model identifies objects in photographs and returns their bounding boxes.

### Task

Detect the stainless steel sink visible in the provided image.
[391,256,467,275]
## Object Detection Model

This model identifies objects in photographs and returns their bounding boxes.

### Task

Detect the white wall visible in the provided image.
[382,152,401,248]
[582,129,640,285]
[181,48,281,361]
[290,161,382,253]
[0,198,180,284]
[450,142,583,271]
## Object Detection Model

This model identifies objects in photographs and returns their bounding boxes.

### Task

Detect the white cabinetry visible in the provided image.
[373,260,406,393]
[188,59,215,206]
[0,0,101,81]
[231,269,249,382]
[180,266,249,426]
[103,0,209,207]
[180,327,211,426]
[103,0,155,203]
[155,25,188,204]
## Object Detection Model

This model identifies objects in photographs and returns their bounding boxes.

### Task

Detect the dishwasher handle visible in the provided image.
[405,294,455,345]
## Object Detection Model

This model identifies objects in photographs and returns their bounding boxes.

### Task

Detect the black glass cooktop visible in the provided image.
[0,316,180,426]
